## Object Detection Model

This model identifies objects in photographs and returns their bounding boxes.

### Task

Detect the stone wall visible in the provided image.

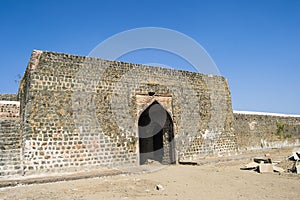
[0,101,21,176]
[0,101,20,118]
[3,49,300,178]
[0,94,18,101]
[234,111,300,152]
[18,50,236,174]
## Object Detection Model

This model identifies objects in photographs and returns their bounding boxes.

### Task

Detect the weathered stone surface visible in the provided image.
[259,163,273,173]
[233,111,300,152]
[1,50,300,178]
[14,50,236,175]
[0,101,20,118]
[2,50,300,178]
[0,94,18,101]
[0,101,21,176]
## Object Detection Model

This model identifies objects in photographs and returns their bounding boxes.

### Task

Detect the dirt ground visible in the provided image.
[0,150,299,200]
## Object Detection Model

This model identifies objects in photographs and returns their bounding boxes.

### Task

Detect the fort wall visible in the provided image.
[0,101,21,176]
[234,111,300,152]
[2,50,299,177]
[17,50,235,174]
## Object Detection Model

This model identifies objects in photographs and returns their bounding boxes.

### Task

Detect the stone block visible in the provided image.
[259,163,273,173]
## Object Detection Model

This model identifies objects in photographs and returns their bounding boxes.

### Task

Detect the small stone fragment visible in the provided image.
[273,166,285,173]
[243,161,259,169]
[155,184,164,191]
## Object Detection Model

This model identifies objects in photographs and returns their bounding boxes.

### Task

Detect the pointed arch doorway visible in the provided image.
[138,101,176,165]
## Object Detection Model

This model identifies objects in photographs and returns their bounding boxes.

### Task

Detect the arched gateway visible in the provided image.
[138,101,176,164]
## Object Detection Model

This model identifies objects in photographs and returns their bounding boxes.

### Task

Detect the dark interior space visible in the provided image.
[138,101,175,164]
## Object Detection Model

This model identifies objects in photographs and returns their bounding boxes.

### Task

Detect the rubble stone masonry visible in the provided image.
[0,101,21,176]
[16,50,235,174]
[234,111,300,152]
[2,50,299,177]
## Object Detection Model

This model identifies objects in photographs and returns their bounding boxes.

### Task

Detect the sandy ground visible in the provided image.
[0,160,299,200]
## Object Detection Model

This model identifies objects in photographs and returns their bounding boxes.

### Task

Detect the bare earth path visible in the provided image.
[0,159,299,200]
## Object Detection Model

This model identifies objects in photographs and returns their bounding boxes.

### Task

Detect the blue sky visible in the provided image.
[0,0,299,114]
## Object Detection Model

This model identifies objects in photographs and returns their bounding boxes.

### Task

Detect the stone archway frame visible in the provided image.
[136,94,176,164]
[136,95,173,117]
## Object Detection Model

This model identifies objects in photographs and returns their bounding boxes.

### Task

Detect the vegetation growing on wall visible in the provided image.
[272,121,292,139]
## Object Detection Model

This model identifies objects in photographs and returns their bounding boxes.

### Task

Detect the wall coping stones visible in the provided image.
[0,101,20,105]
[31,50,226,79]
[0,94,18,101]
[234,110,300,118]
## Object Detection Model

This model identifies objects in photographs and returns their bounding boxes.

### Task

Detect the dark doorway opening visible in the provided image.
[138,101,175,165]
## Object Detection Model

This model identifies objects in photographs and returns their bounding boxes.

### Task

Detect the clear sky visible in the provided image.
[0,0,299,114]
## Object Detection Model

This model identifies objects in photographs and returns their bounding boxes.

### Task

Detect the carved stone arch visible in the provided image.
[138,98,173,121]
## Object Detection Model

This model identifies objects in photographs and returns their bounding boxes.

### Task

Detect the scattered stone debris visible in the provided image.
[288,151,300,161]
[288,148,300,174]
[291,160,300,174]
[241,155,283,174]
[144,159,162,166]
[253,157,272,164]
[242,149,300,174]
[272,165,285,173]
[243,161,258,169]
[276,159,294,172]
